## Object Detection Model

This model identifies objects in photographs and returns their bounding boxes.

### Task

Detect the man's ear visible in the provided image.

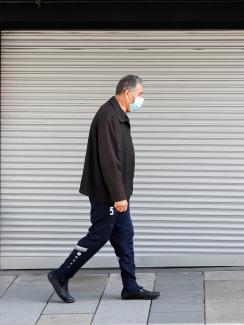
[124,89,130,98]
[125,89,133,102]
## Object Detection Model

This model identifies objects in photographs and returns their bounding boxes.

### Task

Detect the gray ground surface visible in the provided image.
[1,266,244,325]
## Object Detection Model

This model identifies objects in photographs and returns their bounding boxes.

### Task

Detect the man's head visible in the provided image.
[115,75,144,113]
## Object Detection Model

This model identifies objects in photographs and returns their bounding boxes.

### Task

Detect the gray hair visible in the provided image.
[115,75,142,95]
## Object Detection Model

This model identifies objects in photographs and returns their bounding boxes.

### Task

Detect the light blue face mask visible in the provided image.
[128,92,144,112]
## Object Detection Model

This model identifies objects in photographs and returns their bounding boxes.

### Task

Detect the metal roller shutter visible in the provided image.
[1,30,244,269]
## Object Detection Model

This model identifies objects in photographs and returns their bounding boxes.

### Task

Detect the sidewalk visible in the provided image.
[1,267,244,325]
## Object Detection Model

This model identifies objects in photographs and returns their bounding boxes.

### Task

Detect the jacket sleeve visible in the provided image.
[97,113,127,202]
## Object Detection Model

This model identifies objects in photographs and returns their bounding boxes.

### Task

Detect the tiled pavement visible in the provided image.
[1,268,244,325]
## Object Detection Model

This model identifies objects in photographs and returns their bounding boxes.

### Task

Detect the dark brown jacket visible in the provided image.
[79,96,135,204]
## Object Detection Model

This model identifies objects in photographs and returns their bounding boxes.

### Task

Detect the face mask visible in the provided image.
[128,92,144,112]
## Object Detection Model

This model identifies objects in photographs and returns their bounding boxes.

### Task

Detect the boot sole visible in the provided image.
[121,293,160,300]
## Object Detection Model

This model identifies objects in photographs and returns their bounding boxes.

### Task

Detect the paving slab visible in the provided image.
[151,294,203,313]
[0,275,16,298]
[151,272,204,312]
[205,280,244,301]
[0,274,53,325]
[149,272,204,324]
[65,273,109,291]
[91,272,155,325]
[155,271,203,291]
[205,279,244,324]
[205,270,244,281]
[36,313,93,325]
[148,311,204,325]
[205,299,244,324]
[43,273,108,314]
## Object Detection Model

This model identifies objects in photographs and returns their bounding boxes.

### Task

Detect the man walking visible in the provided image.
[47,75,160,303]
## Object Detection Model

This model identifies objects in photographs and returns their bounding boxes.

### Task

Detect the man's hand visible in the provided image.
[114,200,128,213]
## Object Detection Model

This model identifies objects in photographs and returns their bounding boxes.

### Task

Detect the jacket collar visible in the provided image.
[108,96,130,124]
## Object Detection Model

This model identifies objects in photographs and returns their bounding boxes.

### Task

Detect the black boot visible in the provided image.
[47,270,75,303]
[121,286,160,300]
[60,277,75,302]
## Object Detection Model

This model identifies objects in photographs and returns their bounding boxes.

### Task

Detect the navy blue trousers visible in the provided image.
[53,196,141,292]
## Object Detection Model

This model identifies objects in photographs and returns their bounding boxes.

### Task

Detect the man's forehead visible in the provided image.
[135,83,143,94]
